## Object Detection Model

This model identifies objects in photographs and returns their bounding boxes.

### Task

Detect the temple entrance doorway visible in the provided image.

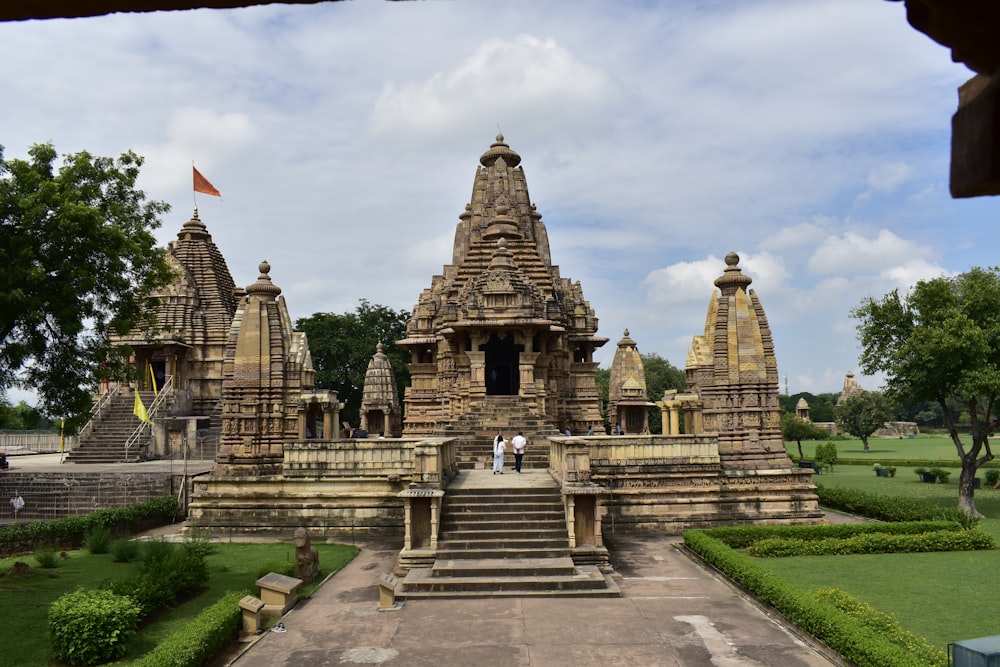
[482,333,523,396]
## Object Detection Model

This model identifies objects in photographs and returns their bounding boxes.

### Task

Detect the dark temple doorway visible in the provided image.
[481,333,523,395]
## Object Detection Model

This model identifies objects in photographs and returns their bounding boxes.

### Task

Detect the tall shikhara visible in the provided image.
[685,252,790,469]
[398,135,606,435]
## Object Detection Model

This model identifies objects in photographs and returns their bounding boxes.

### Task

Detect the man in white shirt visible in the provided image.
[511,432,527,473]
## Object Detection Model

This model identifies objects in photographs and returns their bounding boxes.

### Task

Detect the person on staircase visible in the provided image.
[512,431,526,473]
[492,432,506,475]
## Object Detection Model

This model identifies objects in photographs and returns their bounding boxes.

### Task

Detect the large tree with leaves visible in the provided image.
[0,143,172,429]
[835,391,894,453]
[295,300,411,428]
[853,267,1000,516]
[641,352,686,433]
[780,413,829,461]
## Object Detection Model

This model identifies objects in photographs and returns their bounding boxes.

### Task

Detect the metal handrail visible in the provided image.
[76,383,121,440]
[123,375,173,461]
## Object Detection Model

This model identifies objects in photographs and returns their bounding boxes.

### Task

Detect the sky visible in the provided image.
[2,0,996,406]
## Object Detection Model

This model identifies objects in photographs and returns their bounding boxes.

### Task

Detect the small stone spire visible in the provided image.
[246,260,281,300]
[479,133,522,168]
[713,252,752,294]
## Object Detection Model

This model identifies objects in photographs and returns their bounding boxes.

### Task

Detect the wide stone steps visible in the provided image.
[67,390,162,463]
[397,470,619,599]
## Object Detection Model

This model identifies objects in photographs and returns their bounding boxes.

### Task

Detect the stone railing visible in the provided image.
[549,434,721,487]
[283,437,456,486]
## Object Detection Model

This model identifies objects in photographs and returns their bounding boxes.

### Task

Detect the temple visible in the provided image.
[607,329,654,435]
[360,342,402,438]
[398,135,606,438]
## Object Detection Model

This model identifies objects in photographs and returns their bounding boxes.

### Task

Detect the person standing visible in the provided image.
[511,431,527,473]
[492,432,506,474]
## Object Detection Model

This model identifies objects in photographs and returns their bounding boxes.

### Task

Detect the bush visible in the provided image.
[929,467,950,484]
[83,526,113,554]
[105,541,209,616]
[110,538,141,563]
[683,530,919,666]
[0,496,177,555]
[49,588,142,666]
[705,521,962,549]
[814,588,947,666]
[986,468,1000,487]
[815,484,975,526]
[34,548,59,568]
[746,528,994,557]
[814,441,838,471]
[132,590,247,667]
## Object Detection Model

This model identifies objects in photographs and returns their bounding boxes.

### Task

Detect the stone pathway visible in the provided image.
[224,533,840,667]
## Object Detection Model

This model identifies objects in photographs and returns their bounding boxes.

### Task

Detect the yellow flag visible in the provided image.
[133,389,153,425]
[148,364,158,396]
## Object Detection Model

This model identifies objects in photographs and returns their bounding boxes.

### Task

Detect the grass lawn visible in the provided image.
[0,540,359,667]
[759,463,1000,650]
[785,433,987,464]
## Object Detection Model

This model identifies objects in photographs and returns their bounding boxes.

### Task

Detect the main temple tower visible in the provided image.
[398,135,606,436]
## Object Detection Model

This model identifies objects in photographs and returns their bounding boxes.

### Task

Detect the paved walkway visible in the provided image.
[226,516,840,666]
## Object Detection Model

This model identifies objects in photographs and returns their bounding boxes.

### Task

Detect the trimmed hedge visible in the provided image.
[0,496,178,554]
[747,528,995,557]
[814,588,947,666]
[132,590,247,667]
[49,588,142,666]
[703,521,960,549]
[815,485,975,526]
[683,530,929,666]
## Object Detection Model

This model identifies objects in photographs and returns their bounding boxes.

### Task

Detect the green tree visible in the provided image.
[780,413,828,461]
[0,397,54,430]
[0,144,172,430]
[835,391,894,453]
[853,267,1000,516]
[641,352,686,433]
[594,367,610,432]
[814,441,838,472]
[295,300,410,429]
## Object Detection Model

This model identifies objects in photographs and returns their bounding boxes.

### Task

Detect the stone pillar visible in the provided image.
[467,350,486,398]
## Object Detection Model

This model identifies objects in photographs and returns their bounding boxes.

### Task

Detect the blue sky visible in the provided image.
[2,0,994,404]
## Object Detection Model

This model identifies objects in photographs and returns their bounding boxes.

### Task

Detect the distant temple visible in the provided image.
[837,372,865,406]
[398,135,606,436]
[360,342,402,438]
[607,329,653,434]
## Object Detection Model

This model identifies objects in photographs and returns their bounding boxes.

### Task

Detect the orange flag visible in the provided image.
[193,166,221,197]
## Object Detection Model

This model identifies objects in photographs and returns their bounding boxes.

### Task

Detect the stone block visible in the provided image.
[238,595,265,640]
[378,572,399,610]
[255,572,303,617]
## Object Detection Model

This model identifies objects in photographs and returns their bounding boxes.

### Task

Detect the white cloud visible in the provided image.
[808,230,934,275]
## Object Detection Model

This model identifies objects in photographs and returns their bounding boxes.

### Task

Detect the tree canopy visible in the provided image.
[835,391,894,452]
[641,352,686,433]
[853,267,1000,516]
[780,413,829,461]
[295,300,411,429]
[0,144,172,428]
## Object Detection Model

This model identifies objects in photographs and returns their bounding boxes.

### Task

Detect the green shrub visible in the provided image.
[815,484,974,525]
[746,528,994,557]
[929,467,950,484]
[814,588,947,666]
[110,538,141,563]
[704,521,960,549]
[106,541,209,615]
[0,496,177,555]
[49,588,141,666]
[132,590,247,667]
[815,441,838,471]
[986,468,1000,487]
[83,526,112,554]
[683,530,919,666]
[34,548,59,568]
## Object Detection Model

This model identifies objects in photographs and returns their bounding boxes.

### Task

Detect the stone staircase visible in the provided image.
[66,390,160,463]
[397,470,619,598]
[437,396,561,470]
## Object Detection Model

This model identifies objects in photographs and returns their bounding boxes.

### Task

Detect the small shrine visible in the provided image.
[360,342,402,438]
[607,329,654,434]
